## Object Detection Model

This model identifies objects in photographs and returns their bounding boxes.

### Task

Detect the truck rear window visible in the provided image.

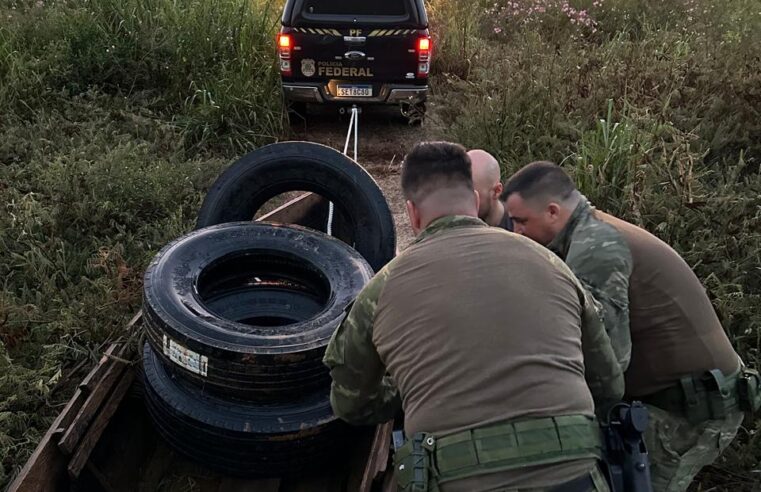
[301,0,408,17]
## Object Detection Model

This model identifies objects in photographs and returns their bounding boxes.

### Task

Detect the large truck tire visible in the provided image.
[195,141,396,272]
[141,343,349,476]
[142,221,373,401]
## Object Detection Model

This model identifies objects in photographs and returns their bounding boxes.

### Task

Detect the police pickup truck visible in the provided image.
[277,0,431,123]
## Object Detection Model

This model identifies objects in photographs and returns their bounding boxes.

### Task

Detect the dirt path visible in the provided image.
[289,105,429,250]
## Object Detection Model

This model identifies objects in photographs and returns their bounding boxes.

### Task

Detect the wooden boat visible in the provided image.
[8,193,396,492]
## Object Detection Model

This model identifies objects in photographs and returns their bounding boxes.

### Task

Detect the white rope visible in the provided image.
[353,105,358,162]
[330,105,360,236]
[327,199,335,236]
[342,105,357,155]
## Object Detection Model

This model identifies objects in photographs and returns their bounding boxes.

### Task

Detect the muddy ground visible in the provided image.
[290,104,432,250]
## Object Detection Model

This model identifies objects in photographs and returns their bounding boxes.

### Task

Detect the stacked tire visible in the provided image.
[141,142,396,476]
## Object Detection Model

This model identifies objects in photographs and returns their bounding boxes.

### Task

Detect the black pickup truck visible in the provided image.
[277,0,431,123]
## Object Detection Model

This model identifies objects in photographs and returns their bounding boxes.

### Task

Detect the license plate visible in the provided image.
[337,85,372,97]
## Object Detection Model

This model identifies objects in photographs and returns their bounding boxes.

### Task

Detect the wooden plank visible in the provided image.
[81,397,162,492]
[359,421,394,492]
[58,356,128,455]
[81,313,140,393]
[255,191,355,246]
[6,348,122,492]
[78,344,119,392]
[7,391,87,492]
[257,192,325,224]
[67,367,136,479]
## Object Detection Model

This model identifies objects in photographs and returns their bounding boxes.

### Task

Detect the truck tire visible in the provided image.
[143,221,373,401]
[141,343,350,476]
[195,141,396,272]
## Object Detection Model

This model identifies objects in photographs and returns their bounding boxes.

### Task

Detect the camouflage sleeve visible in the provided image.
[542,249,625,417]
[567,231,634,371]
[577,285,625,418]
[322,268,402,426]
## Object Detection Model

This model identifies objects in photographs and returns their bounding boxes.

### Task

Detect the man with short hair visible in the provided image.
[501,161,749,492]
[323,142,623,492]
[468,149,512,231]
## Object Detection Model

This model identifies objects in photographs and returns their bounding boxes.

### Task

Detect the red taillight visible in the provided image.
[277,33,292,77]
[417,36,432,78]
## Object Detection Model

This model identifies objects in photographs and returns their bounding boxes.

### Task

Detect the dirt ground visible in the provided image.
[289,104,430,250]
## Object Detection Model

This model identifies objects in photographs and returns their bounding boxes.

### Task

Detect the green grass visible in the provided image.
[1,0,760,487]
[0,93,234,486]
[0,0,285,153]
[0,0,285,484]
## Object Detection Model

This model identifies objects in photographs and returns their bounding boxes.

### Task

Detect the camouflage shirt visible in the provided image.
[548,198,634,371]
[323,215,624,426]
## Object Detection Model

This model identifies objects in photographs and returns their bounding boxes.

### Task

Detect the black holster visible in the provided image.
[600,401,654,492]
[738,367,761,417]
[393,431,432,492]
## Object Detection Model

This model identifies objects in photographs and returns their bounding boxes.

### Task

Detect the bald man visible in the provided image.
[468,149,513,231]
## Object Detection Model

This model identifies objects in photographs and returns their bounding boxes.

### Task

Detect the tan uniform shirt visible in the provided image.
[548,200,739,397]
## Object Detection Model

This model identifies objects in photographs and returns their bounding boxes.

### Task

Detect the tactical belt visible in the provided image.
[637,367,754,424]
[395,414,602,491]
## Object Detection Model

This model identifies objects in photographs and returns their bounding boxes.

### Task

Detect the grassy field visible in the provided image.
[1,0,760,488]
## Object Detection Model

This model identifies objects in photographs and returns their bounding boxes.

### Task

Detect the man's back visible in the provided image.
[374,221,595,436]
[593,211,739,396]
[502,159,747,492]
[371,218,602,490]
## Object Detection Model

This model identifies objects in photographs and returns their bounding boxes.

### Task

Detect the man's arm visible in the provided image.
[544,250,625,415]
[567,229,633,371]
[578,285,625,417]
[322,269,402,426]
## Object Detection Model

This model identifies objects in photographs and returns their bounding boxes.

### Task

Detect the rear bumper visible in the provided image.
[282,82,428,105]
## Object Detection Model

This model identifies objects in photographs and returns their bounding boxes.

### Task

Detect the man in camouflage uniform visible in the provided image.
[468,149,513,231]
[323,142,624,492]
[501,161,748,492]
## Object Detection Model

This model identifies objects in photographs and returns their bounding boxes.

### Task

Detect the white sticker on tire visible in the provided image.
[162,335,208,377]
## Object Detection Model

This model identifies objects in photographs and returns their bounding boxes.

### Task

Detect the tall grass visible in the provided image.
[430,0,761,170]
[1,0,285,485]
[1,0,285,153]
[426,0,487,80]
